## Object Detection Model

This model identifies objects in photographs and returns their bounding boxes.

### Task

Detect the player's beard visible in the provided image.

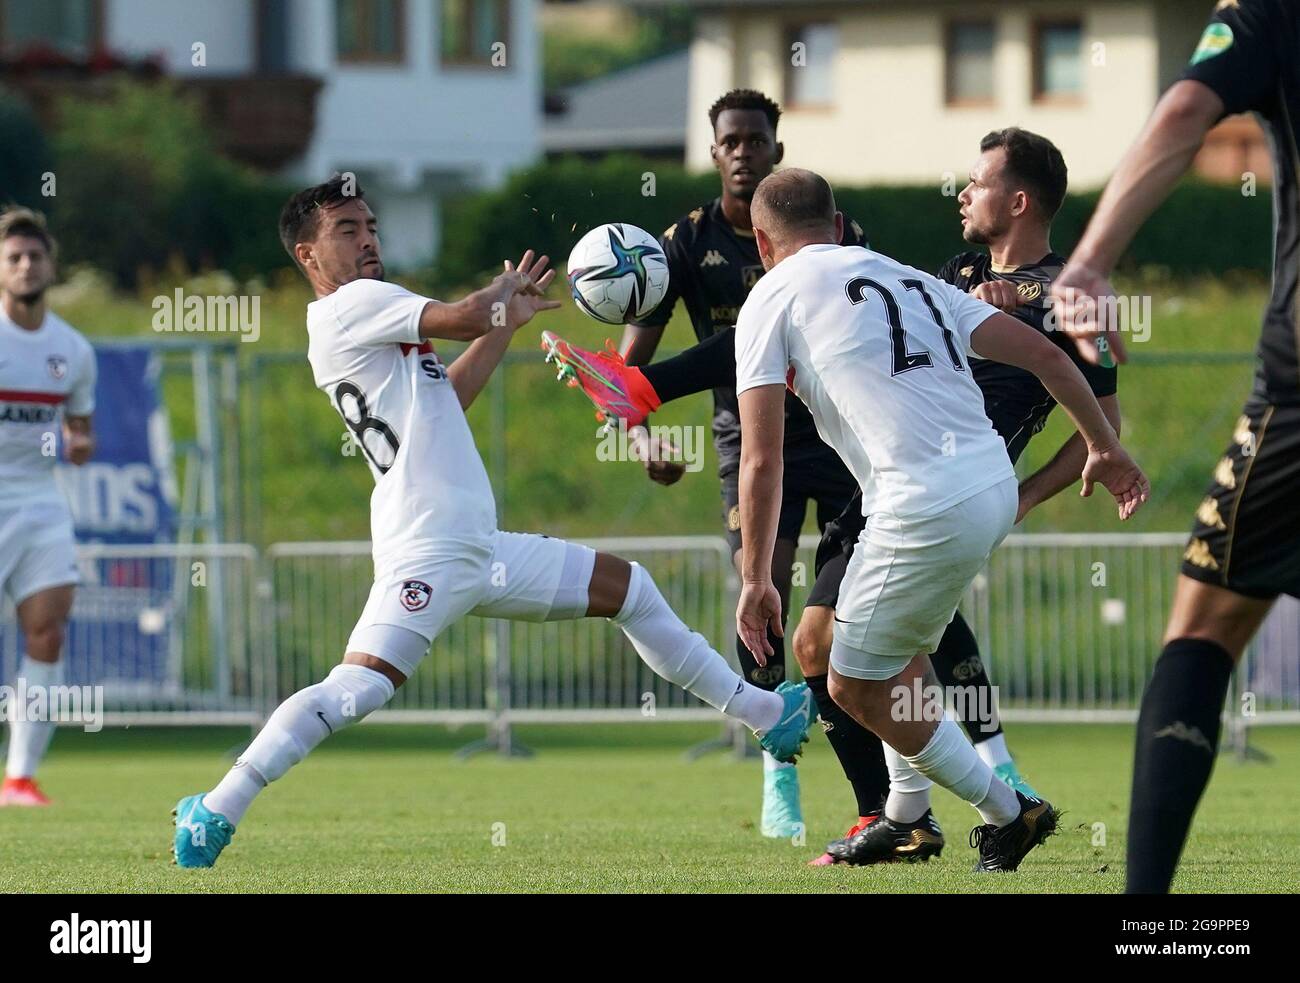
[962,220,1002,246]
[357,256,385,279]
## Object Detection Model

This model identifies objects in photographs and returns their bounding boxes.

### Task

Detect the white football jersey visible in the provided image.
[0,307,96,508]
[735,243,1014,519]
[306,279,497,566]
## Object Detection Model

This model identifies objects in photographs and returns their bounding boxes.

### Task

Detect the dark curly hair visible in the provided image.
[708,88,782,134]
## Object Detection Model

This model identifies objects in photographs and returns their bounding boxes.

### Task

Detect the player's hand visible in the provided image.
[501,251,560,328]
[1081,442,1150,520]
[736,579,783,664]
[1049,261,1128,366]
[971,280,1022,313]
[1014,482,1037,524]
[64,431,94,465]
[628,425,686,486]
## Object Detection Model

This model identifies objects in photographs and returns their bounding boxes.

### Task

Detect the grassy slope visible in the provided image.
[1,723,1295,893]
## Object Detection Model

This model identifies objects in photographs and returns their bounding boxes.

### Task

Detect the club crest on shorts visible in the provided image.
[47,355,68,380]
[399,579,432,612]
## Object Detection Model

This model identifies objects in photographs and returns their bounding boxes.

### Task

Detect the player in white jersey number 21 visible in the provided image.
[734,170,1149,871]
[172,175,818,868]
[0,208,97,809]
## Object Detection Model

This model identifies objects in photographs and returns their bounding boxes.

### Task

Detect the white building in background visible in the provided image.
[675,0,1268,189]
[1,0,543,267]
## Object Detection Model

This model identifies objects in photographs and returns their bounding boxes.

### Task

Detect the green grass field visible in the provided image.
[2,723,1296,893]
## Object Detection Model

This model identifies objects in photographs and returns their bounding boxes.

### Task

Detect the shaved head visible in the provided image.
[750,168,841,271]
[751,168,837,246]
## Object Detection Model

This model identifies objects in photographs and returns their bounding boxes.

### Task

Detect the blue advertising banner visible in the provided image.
[51,345,179,695]
[57,346,176,544]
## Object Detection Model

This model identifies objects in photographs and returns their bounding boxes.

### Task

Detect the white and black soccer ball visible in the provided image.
[566,223,669,324]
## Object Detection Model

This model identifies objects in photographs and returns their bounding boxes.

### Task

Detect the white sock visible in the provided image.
[973,776,1022,828]
[203,664,394,826]
[883,743,933,822]
[203,762,265,827]
[976,732,1012,768]
[763,750,794,772]
[5,658,60,779]
[613,562,780,732]
[902,714,1021,827]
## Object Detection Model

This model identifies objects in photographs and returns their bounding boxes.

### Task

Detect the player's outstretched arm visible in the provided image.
[972,313,1148,520]
[1016,394,1122,523]
[1052,80,1223,363]
[447,252,558,410]
[736,383,786,661]
[419,249,554,342]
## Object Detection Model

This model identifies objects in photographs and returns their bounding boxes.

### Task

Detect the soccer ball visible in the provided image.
[566,223,669,324]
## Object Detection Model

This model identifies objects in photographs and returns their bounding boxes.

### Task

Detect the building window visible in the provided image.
[0,0,101,55]
[441,0,510,66]
[1033,20,1082,101]
[785,23,838,107]
[945,21,995,105]
[336,0,405,63]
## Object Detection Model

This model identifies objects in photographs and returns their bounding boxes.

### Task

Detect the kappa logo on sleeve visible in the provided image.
[399,579,432,612]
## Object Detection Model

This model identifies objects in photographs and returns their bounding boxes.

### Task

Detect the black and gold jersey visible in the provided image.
[632,197,868,466]
[937,250,1118,464]
[1182,0,1300,405]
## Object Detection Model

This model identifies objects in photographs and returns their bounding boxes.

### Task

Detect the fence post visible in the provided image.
[255,545,277,729]
[455,617,532,758]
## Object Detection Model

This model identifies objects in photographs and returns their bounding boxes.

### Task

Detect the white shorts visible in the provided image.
[0,501,80,607]
[831,477,1016,681]
[346,530,598,676]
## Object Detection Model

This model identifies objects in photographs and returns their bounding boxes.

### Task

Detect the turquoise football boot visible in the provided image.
[993,761,1041,801]
[756,681,816,763]
[760,765,805,839]
[172,793,235,868]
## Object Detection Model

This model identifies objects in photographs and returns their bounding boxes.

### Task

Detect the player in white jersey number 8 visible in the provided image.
[171,175,819,869]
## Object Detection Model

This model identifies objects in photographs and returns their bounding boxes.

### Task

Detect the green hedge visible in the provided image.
[49,80,293,287]
[436,155,1273,287]
[0,86,52,208]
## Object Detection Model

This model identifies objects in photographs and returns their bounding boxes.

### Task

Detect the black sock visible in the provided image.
[735,626,785,691]
[804,672,889,818]
[929,611,1002,744]
[641,326,736,404]
[1126,637,1234,894]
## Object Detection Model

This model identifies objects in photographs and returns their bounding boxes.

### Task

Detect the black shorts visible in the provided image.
[1181,401,1300,599]
[719,450,856,557]
[807,548,849,609]
[806,487,864,608]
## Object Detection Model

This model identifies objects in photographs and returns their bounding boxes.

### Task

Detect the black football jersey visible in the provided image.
[937,251,1118,464]
[632,197,868,466]
[1182,0,1300,405]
